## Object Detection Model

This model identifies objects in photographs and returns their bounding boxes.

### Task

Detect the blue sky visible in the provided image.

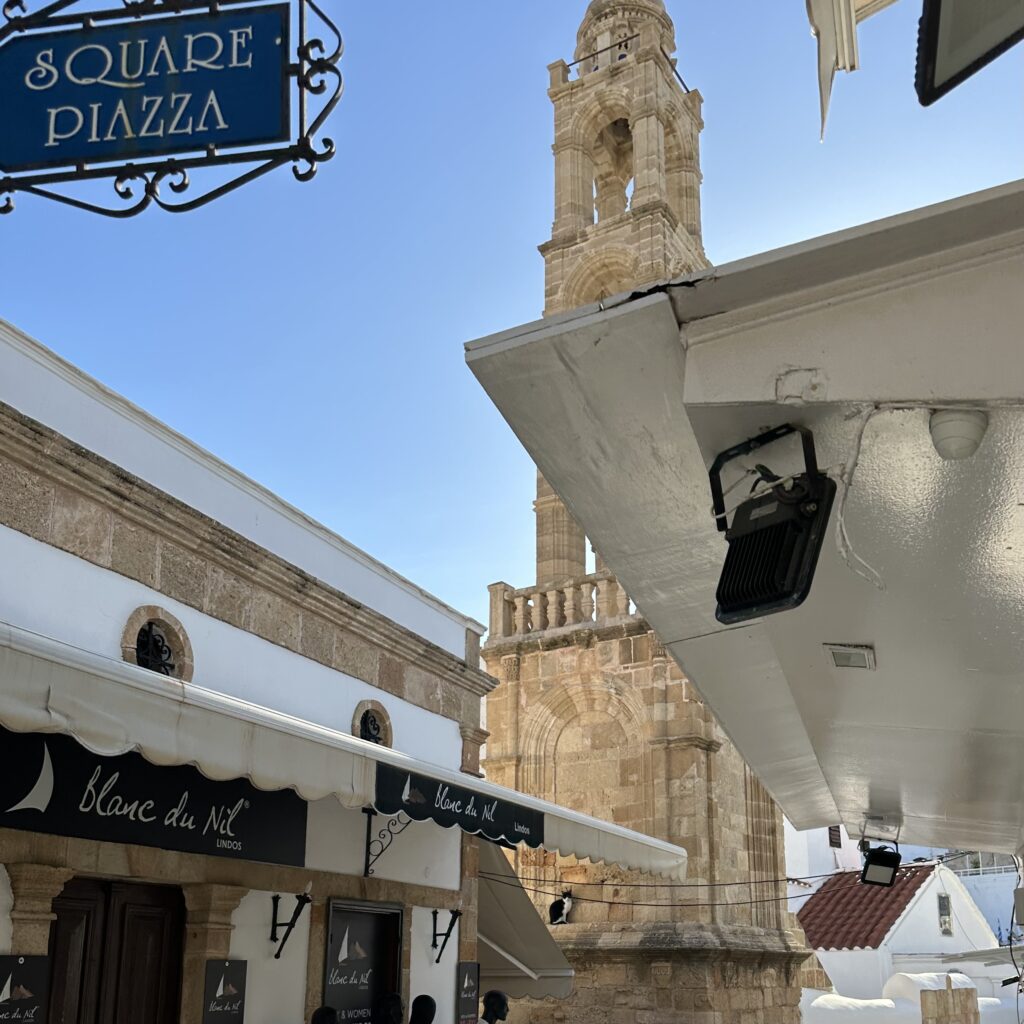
[2,1,1021,627]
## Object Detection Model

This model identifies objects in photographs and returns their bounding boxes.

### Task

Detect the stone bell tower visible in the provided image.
[541,0,705,318]
[483,4,808,1023]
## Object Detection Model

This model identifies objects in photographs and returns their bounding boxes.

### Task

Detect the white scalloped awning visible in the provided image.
[478,839,574,1000]
[0,620,687,880]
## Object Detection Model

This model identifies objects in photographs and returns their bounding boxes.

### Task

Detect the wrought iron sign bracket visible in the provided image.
[362,807,414,878]
[431,909,461,965]
[270,889,312,960]
[0,0,343,217]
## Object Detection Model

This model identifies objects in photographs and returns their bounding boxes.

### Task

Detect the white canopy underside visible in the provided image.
[478,840,574,1000]
[0,620,687,880]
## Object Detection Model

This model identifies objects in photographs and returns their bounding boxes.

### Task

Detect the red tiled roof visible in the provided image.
[797,864,935,950]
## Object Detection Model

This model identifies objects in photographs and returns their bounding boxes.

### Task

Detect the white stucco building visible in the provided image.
[0,318,689,1024]
[799,863,1005,1000]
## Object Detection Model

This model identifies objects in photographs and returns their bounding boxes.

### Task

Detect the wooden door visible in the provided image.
[48,879,185,1024]
[48,878,107,1024]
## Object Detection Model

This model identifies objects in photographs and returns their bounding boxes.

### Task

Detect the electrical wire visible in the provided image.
[479,872,865,910]
[491,869,840,890]
[835,405,886,592]
[491,850,973,892]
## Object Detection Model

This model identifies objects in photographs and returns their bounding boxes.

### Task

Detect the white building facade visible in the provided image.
[0,318,688,1024]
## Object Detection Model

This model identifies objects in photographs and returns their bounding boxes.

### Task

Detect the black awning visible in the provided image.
[374,763,544,848]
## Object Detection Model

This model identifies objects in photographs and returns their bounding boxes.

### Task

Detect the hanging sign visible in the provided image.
[0,727,307,867]
[0,955,49,1023]
[0,0,342,216]
[323,903,403,1023]
[375,764,545,848]
[203,961,247,1024]
[456,963,480,1024]
[0,6,290,173]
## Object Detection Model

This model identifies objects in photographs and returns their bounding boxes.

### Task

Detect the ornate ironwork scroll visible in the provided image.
[0,0,343,216]
[136,621,176,675]
[362,807,413,877]
[359,709,385,745]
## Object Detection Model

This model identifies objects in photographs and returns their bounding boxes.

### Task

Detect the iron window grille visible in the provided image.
[136,622,176,676]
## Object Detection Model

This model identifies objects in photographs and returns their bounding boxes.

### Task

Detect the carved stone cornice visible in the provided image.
[650,734,722,753]
[552,921,811,964]
[0,403,496,706]
[484,615,650,657]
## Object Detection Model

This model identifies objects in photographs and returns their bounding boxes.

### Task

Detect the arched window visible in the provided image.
[592,118,634,223]
[121,606,194,682]
[353,701,393,747]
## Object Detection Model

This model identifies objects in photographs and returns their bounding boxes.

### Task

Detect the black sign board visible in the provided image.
[916,0,1024,106]
[323,903,402,1023]
[456,963,480,1024]
[0,728,307,867]
[203,961,247,1024]
[0,955,49,1023]
[375,765,544,848]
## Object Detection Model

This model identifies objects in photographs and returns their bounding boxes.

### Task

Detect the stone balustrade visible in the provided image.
[487,572,637,641]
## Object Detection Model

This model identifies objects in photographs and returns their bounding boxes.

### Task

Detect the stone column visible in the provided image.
[550,142,593,239]
[180,884,246,1024]
[6,864,74,955]
[458,834,479,962]
[460,726,490,778]
[630,107,667,213]
[535,472,585,588]
[303,896,329,1023]
[487,583,514,641]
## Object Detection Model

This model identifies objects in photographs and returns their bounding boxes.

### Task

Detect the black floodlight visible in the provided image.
[916,0,1024,106]
[711,424,836,625]
[861,846,902,887]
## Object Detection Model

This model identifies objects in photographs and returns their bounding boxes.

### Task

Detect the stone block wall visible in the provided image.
[503,927,806,1024]
[483,617,789,931]
[920,979,982,1024]
[0,402,492,767]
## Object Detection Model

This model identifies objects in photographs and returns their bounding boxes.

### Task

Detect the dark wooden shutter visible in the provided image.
[49,879,184,1024]
[48,878,107,1024]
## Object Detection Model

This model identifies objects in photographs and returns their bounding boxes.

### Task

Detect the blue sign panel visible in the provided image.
[0,5,290,172]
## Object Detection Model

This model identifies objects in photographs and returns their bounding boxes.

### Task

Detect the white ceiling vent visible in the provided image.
[825,644,876,670]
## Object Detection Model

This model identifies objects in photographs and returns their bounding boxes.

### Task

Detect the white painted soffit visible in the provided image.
[478,840,574,1000]
[806,0,899,135]
[0,319,482,659]
[465,181,1024,851]
[0,620,687,879]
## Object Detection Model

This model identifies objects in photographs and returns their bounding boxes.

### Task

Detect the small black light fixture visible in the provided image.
[861,845,902,887]
[710,423,836,624]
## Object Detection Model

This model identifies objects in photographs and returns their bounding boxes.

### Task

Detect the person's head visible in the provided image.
[373,992,404,1024]
[409,994,436,1024]
[481,991,509,1023]
[311,1008,339,1024]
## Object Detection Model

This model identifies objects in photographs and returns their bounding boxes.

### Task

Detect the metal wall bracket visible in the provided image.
[0,0,343,217]
[431,909,461,965]
[363,806,413,877]
[269,890,312,960]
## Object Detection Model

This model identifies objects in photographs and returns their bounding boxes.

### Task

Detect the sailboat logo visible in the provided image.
[215,974,238,998]
[0,972,32,1003]
[4,743,54,815]
[337,928,350,964]
[401,776,426,805]
[463,972,473,992]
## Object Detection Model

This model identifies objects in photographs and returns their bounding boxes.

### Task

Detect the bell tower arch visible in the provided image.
[533,0,708,594]
[541,0,706,316]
